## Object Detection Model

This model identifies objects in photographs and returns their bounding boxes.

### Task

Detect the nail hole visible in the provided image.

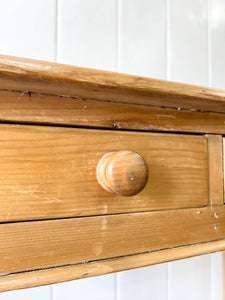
[113,122,121,129]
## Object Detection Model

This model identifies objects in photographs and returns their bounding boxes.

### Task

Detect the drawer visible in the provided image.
[0,125,208,222]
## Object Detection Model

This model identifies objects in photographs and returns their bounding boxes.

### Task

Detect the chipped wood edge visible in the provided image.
[1,239,225,292]
[207,135,224,205]
[1,90,225,134]
[0,55,225,113]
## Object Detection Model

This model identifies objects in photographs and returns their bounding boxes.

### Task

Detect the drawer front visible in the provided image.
[0,125,208,222]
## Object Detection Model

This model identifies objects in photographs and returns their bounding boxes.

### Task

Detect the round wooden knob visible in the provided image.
[96,151,148,196]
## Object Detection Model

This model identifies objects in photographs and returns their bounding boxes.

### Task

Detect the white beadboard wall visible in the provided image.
[0,0,224,299]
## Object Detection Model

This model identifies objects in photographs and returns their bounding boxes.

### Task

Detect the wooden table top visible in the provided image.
[0,54,225,134]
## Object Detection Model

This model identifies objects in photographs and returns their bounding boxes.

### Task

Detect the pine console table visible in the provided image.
[0,55,225,291]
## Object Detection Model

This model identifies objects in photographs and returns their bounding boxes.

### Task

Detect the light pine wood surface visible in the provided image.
[0,90,225,135]
[0,206,225,276]
[96,151,149,196]
[0,55,225,114]
[0,125,208,222]
[207,135,224,205]
[0,55,225,138]
[0,239,225,293]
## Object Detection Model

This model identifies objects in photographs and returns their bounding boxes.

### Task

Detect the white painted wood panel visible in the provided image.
[210,0,225,89]
[168,255,211,300]
[116,264,168,300]
[169,0,208,85]
[211,252,223,300]
[57,0,116,71]
[53,274,115,300]
[0,0,56,61]
[0,286,51,300]
[118,0,166,78]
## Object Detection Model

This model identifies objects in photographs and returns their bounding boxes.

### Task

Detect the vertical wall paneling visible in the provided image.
[168,255,211,300]
[169,0,208,85]
[211,253,223,300]
[0,0,56,61]
[118,0,166,78]
[0,286,52,300]
[57,0,117,71]
[116,264,168,300]
[53,274,115,300]
[210,0,225,89]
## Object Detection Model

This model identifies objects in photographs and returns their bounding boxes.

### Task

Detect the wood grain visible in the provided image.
[0,206,224,275]
[1,90,225,134]
[1,239,225,292]
[0,125,208,222]
[207,135,224,205]
[96,151,148,196]
[0,55,225,114]
[223,138,225,205]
